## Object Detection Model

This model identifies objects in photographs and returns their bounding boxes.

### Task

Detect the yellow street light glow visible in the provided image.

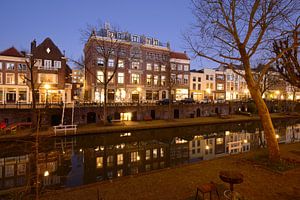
[275,90,280,95]
[44,84,50,90]
[205,145,210,150]
[225,131,230,136]
[206,88,211,94]
[275,134,280,139]
[137,87,141,92]
[244,89,249,94]
[243,139,248,144]
[44,170,49,177]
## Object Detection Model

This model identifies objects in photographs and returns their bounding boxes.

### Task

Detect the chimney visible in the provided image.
[31,39,36,53]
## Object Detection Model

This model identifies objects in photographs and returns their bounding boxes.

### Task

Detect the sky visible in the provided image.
[0,0,215,69]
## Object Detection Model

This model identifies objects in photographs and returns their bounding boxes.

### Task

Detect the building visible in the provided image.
[71,67,85,101]
[30,38,72,103]
[0,47,30,104]
[84,26,190,103]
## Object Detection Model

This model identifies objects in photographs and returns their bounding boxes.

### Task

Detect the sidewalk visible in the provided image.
[40,143,300,200]
[1,113,299,141]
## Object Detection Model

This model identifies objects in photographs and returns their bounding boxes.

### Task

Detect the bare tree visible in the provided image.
[82,23,127,124]
[186,0,299,161]
[273,20,300,88]
[166,63,177,120]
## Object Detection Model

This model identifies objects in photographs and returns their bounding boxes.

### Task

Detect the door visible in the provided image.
[174,109,179,119]
[151,110,155,120]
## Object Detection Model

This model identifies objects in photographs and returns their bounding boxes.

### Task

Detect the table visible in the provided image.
[219,170,243,199]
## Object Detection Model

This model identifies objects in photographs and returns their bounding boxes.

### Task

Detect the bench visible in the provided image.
[53,124,77,136]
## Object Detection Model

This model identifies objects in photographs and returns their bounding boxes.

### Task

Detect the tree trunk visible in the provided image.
[103,85,107,125]
[168,89,172,120]
[248,83,280,162]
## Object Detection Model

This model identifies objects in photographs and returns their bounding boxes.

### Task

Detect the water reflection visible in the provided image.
[0,119,299,194]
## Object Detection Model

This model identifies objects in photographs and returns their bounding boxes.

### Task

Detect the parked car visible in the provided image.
[181,98,195,104]
[156,98,171,105]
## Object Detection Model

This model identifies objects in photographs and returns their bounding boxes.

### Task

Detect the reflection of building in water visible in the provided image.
[225,131,251,154]
[189,136,216,160]
[285,124,300,143]
[0,154,29,190]
[170,137,189,166]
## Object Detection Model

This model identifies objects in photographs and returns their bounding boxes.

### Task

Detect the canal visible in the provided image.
[0,118,299,193]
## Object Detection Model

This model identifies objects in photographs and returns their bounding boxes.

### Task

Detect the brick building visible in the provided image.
[84,26,190,103]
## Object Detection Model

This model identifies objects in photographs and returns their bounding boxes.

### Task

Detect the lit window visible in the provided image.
[131,152,139,162]
[184,65,189,71]
[153,149,158,159]
[160,148,164,157]
[161,76,166,86]
[132,61,139,69]
[131,74,140,84]
[147,74,152,85]
[6,73,15,84]
[18,63,27,71]
[216,138,224,144]
[38,73,58,84]
[0,62,2,70]
[118,72,124,84]
[107,155,114,167]
[217,83,224,90]
[44,60,52,69]
[178,65,182,71]
[146,63,152,71]
[161,65,166,71]
[18,74,26,85]
[97,71,104,82]
[154,64,159,71]
[118,60,124,68]
[117,154,123,165]
[108,59,114,67]
[108,71,114,83]
[146,150,151,160]
[0,73,2,84]
[97,58,104,66]
[154,75,158,85]
[96,157,103,168]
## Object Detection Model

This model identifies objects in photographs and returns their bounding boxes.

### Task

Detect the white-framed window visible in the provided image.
[183,74,188,84]
[54,61,61,68]
[154,64,159,71]
[0,73,2,84]
[177,74,182,84]
[184,65,189,71]
[6,73,15,84]
[107,155,114,167]
[171,64,176,70]
[160,148,164,157]
[117,154,123,165]
[154,39,159,46]
[131,73,140,84]
[161,76,166,86]
[108,59,114,67]
[146,63,152,71]
[97,71,104,82]
[154,75,158,85]
[18,63,27,71]
[132,35,139,43]
[153,149,158,159]
[17,164,26,175]
[6,63,14,70]
[5,165,14,177]
[146,74,152,85]
[44,60,52,69]
[146,150,151,160]
[18,74,26,85]
[132,61,139,69]
[161,65,166,71]
[35,59,42,67]
[118,72,124,84]
[130,152,139,162]
[217,83,224,90]
[97,58,104,66]
[118,60,124,68]
[0,62,2,70]
[96,157,103,168]
[108,71,114,83]
[146,38,152,45]
[38,73,58,84]
[178,64,183,71]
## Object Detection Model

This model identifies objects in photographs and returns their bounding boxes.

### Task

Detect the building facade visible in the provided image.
[84,27,190,103]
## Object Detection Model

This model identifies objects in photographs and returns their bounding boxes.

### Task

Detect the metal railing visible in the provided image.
[53,124,77,136]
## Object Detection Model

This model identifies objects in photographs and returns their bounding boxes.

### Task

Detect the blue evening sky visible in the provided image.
[0,0,215,69]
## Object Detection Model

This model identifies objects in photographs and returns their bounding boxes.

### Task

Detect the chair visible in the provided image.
[195,181,220,200]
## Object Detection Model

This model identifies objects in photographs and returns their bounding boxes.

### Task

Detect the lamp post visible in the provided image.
[44,84,50,107]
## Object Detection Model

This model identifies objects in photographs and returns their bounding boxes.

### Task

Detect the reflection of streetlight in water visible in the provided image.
[44,84,50,105]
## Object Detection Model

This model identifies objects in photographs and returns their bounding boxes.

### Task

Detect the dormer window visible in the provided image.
[54,61,61,68]
[44,60,52,69]
[154,39,159,46]
[146,38,152,45]
[132,35,139,43]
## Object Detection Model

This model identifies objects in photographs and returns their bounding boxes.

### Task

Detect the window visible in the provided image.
[193,77,196,82]
[210,83,213,89]
[38,73,58,84]
[198,77,201,82]
[184,65,189,71]
[0,73,2,84]
[183,75,188,84]
[108,59,114,67]
[96,157,103,168]
[171,64,176,70]
[177,74,182,84]
[161,65,166,71]
[178,64,182,71]
[35,59,42,67]
[146,150,151,160]
[17,164,26,175]
[161,76,166,86]
[107,155,114,167]
[6,73,15,84]
[216,74,224,80]
[198,84,201,90]
[53,61,61,68]
[146,90,152,100]
[97,58,104,66]
[115,154,123,166]
[118,72,124,84]
[227,74,233,81]
[97,71,104,82]
[160,148,164,157]
[0,62,2,70]
[146,38,152,45]
[132,35,139,42]
[44,60,52,69]
[18,64,26,71]
[153,149,158,159]
[154,39,159,46]
[210,75,213,81]
[18,74,26,85]
[131,152,139,162]
[206,75,209,80]
[132,61,139,69]
[193,83,196,90]
[217,83,224,90]
[216,138,224,144]
[5,165,14,177]
[131,73,140,84]
[118,60,124,68]
[154,75,158,85]
[147,74,152,85]
[146,63,152,71]
[108,71,114,83]
[153,91,159,100]
[6,63,15,70]
[154,64,159,71]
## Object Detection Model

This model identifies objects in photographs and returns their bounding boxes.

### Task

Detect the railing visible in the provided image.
[53,124,77,136]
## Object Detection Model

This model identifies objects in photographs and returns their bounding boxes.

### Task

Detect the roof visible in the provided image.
[170,51,190,60]
[0,47,24,57]
[32,37,64,58]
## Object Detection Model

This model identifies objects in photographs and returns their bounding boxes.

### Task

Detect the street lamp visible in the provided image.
[44,84,50,106]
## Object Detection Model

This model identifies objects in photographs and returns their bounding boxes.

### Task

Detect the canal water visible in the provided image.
[0,118,299,192]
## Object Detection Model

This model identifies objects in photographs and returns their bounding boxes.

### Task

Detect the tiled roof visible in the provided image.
[170,51,190,60]
[0,47,24,57]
